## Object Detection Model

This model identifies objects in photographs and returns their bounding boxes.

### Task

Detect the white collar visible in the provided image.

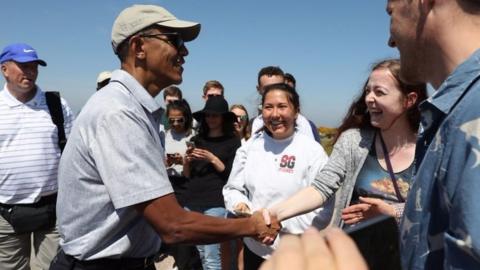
[1,83,44,107]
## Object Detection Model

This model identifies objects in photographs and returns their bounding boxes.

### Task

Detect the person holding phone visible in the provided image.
[165,99,194,184]
[223,83,332,270]
[163,99,203,270]
[183,96,241,270]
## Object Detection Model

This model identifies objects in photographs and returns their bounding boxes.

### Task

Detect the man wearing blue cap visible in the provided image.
[0,43,75,270]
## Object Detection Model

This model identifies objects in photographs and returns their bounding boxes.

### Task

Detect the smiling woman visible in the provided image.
[269,59,427,270]
[223,83,332,269]
[261,83,299,140]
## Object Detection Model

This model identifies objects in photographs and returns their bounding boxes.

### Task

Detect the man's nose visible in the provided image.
[388,36,396,48]
[179,44,188,56]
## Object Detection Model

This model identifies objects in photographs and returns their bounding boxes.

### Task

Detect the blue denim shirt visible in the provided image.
[401,50,480,269]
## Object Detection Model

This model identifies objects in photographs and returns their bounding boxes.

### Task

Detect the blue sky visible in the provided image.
[0,0,396,127]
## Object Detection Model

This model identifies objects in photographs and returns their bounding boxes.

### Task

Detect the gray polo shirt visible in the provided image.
[57,69,173,260]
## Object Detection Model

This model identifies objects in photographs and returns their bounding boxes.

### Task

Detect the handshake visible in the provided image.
[238,205,368,270]
[236,203,280,245]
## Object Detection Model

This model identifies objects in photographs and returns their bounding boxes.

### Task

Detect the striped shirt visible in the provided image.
[0,84,74,204]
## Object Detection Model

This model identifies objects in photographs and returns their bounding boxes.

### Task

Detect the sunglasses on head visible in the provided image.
[168,117,185,124]
[140,32,184,51]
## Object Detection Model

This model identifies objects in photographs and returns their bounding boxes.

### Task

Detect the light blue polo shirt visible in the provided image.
[57,69,173,260]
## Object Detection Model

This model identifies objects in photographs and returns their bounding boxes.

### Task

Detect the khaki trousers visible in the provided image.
[0,214,59,270]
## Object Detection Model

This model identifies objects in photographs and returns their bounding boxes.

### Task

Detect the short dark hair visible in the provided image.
[202,80,224,96]
[114,25,164,62]
[163,85,183,100]
[257,66,284,86]
[284,73,296,88]
[96,80,110,91]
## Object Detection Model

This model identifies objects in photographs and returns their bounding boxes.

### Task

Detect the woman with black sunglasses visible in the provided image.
[165,99,194,185]
[231,104,251,144]
[164,99,203,270]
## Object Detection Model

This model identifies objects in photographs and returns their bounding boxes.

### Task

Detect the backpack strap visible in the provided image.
[45,91,66,153]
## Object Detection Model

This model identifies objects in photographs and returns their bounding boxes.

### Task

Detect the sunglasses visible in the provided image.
[168,117,185,124]
[235,115,248,122]
[140,32,184,51]
[206,94,222,98]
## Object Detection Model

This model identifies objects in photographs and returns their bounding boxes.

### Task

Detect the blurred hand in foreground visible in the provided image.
[260,227,367,270]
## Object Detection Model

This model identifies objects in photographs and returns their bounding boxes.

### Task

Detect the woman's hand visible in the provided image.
[189,148,225,172]
[341,196,395,225]
[234,202,251,217]
[189,148,216,162]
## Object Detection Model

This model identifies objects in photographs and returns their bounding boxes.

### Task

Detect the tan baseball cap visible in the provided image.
[111,4,201,53]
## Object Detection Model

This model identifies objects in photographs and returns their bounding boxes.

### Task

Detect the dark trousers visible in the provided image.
[243,245,265,270]
[49,249,156,270]
[161,243,203,270]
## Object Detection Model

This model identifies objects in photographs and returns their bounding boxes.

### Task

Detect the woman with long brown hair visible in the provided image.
[269,59,427,269]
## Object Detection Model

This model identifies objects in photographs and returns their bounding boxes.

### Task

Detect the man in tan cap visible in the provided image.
[50,5,279,270]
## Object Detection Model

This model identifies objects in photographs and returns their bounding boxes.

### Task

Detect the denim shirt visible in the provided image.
[401,50,480,269]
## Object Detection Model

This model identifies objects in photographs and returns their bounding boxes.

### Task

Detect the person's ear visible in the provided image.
[130,35,146,60]
[419,0,435,16]
[1,63,9,78]
[405,92,418,109]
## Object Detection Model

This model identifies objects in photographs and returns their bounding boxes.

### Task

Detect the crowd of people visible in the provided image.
[1,1,480,270]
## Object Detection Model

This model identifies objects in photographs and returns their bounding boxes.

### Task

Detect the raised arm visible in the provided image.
[270,186,326,221]
[270,130,356,222]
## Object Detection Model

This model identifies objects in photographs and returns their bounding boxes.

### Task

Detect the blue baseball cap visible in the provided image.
[0,43,47,66]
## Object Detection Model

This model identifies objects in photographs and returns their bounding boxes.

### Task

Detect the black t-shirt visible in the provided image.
[184,134,241,208]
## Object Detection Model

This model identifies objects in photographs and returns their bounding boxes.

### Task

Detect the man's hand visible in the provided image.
[341,196,395,224]
[260,227,368,270]
[250,209,281,245]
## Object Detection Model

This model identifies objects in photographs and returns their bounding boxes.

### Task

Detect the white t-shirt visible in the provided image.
[164,129,194,176]
[223,131,333,258]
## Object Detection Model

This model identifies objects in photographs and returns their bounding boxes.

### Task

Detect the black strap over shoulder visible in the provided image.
[45,91,66,153]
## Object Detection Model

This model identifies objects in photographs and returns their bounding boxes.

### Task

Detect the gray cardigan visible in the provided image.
[312,128,375,228]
